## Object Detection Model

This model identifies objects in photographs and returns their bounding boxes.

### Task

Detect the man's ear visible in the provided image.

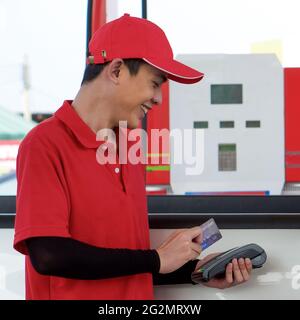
[106,58,123,84]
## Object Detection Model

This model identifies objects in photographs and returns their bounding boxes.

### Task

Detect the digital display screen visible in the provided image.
[211,84,243,104]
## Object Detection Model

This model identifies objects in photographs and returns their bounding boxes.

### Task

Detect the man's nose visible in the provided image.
[151,87,163,106]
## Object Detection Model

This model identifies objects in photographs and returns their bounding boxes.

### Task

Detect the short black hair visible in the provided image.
[81,58,147,86]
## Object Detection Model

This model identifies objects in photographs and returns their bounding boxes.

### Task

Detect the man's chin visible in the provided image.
[127,121,139,130]
[116,118,140,129]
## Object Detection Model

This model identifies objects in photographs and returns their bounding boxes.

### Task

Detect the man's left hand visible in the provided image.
[195,253,252,289]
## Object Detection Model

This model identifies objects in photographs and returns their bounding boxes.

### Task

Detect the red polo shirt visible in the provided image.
[14,100,153,300]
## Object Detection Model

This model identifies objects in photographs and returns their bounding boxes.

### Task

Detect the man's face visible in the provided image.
[115,63,166,129]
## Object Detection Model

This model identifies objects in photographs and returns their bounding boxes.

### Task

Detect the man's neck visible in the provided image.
[72,84,115,134]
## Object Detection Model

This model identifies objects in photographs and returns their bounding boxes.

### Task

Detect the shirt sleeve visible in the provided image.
[26,236,195,285]
[26,236,160,279]
[14,135,71,255]
[153,260,199,285]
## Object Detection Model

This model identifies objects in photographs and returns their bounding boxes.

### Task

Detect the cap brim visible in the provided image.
[143,57,204,84]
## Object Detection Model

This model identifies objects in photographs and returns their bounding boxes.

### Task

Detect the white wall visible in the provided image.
[0,229,25,299]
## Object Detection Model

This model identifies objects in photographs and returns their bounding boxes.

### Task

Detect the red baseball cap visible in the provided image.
[87,13,204,84]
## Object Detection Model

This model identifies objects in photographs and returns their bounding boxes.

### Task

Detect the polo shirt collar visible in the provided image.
[55,100,102,149]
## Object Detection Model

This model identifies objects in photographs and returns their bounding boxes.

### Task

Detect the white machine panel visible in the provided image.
[170,54,284,195]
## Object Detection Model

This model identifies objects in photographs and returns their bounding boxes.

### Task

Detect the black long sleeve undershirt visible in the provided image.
[26,237,198,285]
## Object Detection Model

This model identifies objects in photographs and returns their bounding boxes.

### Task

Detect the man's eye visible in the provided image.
[152,81,159,88]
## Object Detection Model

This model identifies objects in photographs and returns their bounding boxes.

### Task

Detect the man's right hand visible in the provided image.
[156,226,202,274]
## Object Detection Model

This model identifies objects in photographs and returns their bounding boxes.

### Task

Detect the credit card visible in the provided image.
[200,218,222,250]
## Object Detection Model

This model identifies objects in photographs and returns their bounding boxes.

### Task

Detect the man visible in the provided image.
[14,14,252,300]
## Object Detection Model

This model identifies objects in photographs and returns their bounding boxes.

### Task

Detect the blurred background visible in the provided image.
[1,0,300,196]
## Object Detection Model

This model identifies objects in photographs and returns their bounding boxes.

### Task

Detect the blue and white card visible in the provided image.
[200,218,222,250]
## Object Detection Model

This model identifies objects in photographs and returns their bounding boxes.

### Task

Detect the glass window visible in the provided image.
[211,84,243,104]
[218,144,237,171]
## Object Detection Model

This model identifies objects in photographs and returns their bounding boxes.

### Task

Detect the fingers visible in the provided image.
[232,258,245,283]
[165,226,202,244]
[191,226,203,244]
[225,262,233,284]
[226,258,252,282]
[187,226,202,240]
[230,258,252,284]
[190,241,202,256]
[156,227,202,274]
[159,229,186,249]
[159,227,202,253]
[238,258,251,281]
[167,229,186,242]
[245,258,252,273]
[186,227,202,258]
[192,233,203,245]
[201,257,252,290]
